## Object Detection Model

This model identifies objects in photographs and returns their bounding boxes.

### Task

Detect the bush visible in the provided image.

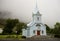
[0,33,2,35]
[54,34,60,38]
[21,36,26,39]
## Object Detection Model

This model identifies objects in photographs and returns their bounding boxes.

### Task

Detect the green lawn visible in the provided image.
[0,35,24,40]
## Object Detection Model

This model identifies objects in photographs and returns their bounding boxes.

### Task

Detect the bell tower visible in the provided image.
[32,0,42,23]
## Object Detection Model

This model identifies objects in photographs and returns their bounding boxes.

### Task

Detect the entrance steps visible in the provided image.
[27,35,52,40]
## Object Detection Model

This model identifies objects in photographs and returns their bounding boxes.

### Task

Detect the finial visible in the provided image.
[35,0,39,11]
[33,0,39,14]
[36,0,38,9]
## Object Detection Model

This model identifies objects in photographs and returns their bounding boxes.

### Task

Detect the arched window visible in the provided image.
[33,30,35,34]
[42,30,44,34]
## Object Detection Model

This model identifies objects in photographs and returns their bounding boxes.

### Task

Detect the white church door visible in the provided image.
[37,30,40,35]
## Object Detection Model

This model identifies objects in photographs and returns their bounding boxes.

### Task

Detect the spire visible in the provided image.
[33,0,39,14]
[35,0,38,10]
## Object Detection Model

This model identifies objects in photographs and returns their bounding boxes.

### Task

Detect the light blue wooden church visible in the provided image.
[22,0,47,38]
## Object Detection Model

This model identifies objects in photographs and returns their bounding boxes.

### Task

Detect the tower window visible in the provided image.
[37,17,39,20]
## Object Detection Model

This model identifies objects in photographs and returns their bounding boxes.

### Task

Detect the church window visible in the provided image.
[33,30,35,34]
[42,30,44,34]
[37,17,39,20]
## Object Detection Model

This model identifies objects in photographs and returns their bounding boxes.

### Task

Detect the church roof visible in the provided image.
[27,21,45,27]
[27,21,35,27]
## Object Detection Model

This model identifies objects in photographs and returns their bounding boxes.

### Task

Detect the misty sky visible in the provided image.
[0,0,60,28]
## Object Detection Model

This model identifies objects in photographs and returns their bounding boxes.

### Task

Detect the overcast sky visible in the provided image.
[0,0,60,28]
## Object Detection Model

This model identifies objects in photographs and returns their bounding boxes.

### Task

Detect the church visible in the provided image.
[22,0,47,38]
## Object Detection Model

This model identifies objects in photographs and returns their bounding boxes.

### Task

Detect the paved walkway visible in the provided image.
[0,38,60,41]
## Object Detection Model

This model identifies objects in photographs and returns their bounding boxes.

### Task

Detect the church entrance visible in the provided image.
[37,30,40,35]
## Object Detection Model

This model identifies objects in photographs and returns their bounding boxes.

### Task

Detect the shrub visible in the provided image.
[0,33,2,35]
[21,36,26,39]
[54,34,60,38]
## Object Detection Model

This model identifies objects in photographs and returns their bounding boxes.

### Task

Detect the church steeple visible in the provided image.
[35,0,38,10]
[32,0,42,23]
[33,0,40,15]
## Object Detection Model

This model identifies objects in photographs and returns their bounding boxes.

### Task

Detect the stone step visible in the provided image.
[30,35,51,39]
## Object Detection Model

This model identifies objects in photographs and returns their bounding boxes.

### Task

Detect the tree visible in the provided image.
[45,24,51,33]
[2,19,19,34]
[15,22,27,34]
[0,11,12,28]
[54,22,60,38]
[54,22,60,34]
[45,24,54,35]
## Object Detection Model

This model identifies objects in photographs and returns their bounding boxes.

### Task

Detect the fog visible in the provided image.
[0,0,60,28]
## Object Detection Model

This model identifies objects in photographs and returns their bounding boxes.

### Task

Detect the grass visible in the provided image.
[0,35,25,40]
